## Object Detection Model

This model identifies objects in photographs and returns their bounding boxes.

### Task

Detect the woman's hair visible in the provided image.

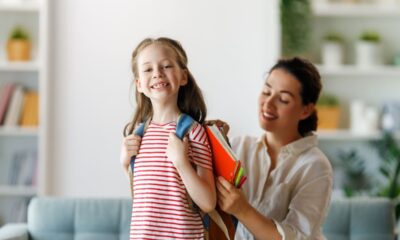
[124,37,207,136]
[269,57,322,136]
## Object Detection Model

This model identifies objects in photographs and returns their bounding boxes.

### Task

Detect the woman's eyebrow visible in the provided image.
[266,83,295,97]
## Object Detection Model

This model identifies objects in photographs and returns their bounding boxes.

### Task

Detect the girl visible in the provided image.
[120,37,216,239]
[216,57,333,239]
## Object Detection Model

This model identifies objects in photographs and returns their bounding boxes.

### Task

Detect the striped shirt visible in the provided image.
[130,121,212,240]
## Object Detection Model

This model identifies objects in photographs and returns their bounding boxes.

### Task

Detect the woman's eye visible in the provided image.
[163,65,172,69]
[262,91,270,96]
[279,98,289,104]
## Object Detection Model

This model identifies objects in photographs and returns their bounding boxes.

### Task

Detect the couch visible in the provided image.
[0,197,396,240]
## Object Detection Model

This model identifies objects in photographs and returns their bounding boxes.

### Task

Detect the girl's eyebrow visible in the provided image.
[266,83,295,97]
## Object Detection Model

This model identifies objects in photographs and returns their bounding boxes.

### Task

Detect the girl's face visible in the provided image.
[136,43,188,104]
[258,68,313,134]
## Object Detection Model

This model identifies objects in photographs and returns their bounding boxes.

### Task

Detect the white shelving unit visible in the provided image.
[310,1,400,141]
[317,65,400,77]
[313,1,400,17]
[317,130,400,141]
[0,0,48,225]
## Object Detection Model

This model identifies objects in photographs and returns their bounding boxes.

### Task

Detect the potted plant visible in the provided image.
[356,30,383,68]
[321,33,344,67]
[7,26,31,61]
[280,0,312,57]
[316,93,340,130]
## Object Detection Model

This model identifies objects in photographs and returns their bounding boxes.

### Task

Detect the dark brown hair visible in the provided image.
[269,57,322,136]
[124,37,207,136]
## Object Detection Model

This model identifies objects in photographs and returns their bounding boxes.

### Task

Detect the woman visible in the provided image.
[216,57,333,240]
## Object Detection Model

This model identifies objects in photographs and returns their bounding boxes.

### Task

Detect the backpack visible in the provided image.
[128,113,236,240]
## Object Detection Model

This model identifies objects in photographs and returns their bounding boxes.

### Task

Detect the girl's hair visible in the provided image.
[269,57,322,136]
[124,37,207,136]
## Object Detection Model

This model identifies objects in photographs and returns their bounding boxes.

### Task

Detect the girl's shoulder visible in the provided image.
[188,122,208,144]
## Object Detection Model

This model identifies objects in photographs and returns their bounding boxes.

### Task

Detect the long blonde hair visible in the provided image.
[124,37,207,136]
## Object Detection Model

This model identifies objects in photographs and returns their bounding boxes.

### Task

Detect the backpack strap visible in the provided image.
[128,119,150,198]
[175,113,195,139]
[128,114,194,197]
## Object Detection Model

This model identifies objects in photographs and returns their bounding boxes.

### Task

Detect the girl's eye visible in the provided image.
[143,68,152,73]
[163,65,172,69]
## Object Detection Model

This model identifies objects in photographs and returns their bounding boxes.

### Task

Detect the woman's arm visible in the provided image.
[167,133,216,213]
[217,160,333,240]
[217,177,282,240]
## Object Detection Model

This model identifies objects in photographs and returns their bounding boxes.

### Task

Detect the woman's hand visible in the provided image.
[120,134,141,171]
[166,132,189,169]
[216,176,249,216]
[205,119,230,136]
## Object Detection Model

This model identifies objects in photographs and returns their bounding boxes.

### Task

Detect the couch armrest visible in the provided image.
[0,223,29,240]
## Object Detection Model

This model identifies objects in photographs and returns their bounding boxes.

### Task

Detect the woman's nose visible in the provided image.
[264,95,275,109]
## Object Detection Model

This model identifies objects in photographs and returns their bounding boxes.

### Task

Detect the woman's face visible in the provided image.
[258,68,313,134]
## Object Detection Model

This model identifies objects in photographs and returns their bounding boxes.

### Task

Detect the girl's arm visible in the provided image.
[167,133,216,213]
[119,134,141,180]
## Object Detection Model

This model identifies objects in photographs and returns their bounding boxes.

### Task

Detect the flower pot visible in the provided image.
[7,39,31,61]
[317,106,340,130]
[322,41,343,67]
[355,41,383,68]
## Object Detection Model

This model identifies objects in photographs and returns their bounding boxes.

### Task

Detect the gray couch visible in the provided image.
[0,197,396,240]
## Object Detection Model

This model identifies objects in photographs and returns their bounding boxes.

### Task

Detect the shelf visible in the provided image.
[0,185,37,196]
[317,65,400,77]
[0,61,39,72]
[313,2,400,17]
[0,1,40,12]
[0,127,38,136]
[317,130,400,141]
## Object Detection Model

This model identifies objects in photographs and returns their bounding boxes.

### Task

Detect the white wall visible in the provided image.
[49,0,280,197]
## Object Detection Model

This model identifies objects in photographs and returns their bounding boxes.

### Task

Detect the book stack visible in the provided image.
[205,124,247,188]
[0,82,39,127]
[8,150,38,186]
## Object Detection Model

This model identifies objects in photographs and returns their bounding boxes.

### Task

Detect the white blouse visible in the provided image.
[231,134,333,240]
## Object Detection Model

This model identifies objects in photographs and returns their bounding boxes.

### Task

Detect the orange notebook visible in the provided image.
[205,125,241,184]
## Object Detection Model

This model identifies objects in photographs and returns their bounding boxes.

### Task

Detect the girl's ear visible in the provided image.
[300,103,315,120]
[136,78,143,93]
[180,69,188,86]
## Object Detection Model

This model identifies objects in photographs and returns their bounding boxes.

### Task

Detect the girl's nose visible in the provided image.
[152,67,164,78]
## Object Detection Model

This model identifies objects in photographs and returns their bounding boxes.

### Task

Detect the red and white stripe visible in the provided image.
[130,121,212,240]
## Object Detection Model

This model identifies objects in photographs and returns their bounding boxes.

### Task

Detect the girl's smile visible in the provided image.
[150,81,170,90]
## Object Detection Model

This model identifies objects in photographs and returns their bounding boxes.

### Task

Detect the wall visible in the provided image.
[49,0,280,197]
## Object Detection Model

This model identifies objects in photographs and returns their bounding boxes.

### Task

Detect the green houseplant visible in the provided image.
[316,93,340,130]
[280,0,312,57]
[7,26,31,61]
[356,30,383,67]
[339,132,400,219]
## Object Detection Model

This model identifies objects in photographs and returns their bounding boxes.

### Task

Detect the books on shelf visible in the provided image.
[0,82,39,128]
[8,150,38,186]
[205,124,246,188]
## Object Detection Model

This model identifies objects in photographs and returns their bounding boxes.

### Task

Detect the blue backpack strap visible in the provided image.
[130,121,147,173]
[175,113,195,139]
[130,114,194,173]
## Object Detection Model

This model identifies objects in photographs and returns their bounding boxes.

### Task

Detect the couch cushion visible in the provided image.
[322,197,395,240]
[28,198,131,240]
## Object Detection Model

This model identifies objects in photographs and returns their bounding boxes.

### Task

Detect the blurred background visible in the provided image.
[1,0,400,226]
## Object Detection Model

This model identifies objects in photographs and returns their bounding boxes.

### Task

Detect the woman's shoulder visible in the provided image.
[230,135,261,152]
[298,146,333,174]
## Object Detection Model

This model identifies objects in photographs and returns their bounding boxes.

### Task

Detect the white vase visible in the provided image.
[322,41,343,68]
[355,41,383,68]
